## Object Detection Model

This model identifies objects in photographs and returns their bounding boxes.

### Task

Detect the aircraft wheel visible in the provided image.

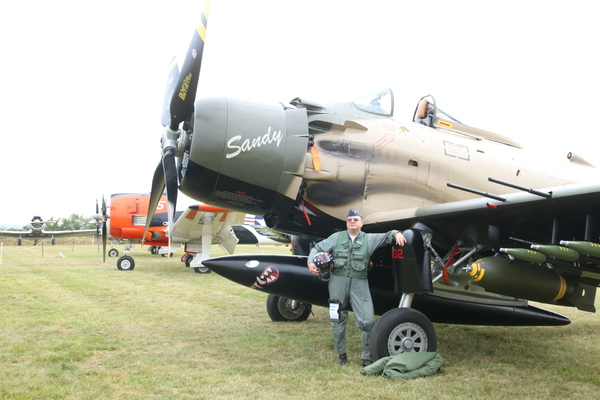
[194,266,211,274]
[370,308,437,360]
[108,248,119,257]
[266,294,312,322]
[150,246,158,255]
[116,255,135,271]
[183,254,193,267]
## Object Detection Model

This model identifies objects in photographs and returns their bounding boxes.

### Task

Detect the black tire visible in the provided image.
[150,246,158,255]
[116,255,135,271]
[266,294,312,322]
[183,254,193,268]
[194,266,211,274]
[370,308,437,360]
[108,248,119,257]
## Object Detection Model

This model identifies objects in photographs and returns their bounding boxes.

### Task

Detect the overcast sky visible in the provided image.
[1,0,599,227]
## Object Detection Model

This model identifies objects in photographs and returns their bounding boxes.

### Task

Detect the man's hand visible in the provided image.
[307,262,319,276]
[395,232,407,246]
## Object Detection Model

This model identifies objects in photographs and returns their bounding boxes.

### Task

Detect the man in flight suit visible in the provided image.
[307,209,406,366]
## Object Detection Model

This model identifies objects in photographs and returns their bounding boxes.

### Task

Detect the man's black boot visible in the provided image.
[337,353,347,366]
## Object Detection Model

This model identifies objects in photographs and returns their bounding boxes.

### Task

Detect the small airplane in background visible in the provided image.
[102,193,290,272]
[142,4,600,361]
[233,215,291,249]
[0,216,98,245]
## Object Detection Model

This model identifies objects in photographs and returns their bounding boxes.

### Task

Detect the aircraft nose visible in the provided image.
[179,97,309,215]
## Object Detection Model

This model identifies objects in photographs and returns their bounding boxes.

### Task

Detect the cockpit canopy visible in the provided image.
[353,88,394,116]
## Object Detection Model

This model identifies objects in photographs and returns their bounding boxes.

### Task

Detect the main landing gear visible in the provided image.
[116,255,135,271]
[370,294,437,359]
[182,253,211,274]
[266,294,312,322]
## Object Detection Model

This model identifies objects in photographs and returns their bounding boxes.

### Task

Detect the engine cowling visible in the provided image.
[180,97,309,217]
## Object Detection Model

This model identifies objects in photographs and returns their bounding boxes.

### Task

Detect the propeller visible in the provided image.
[101,197,107,263]
[143,2,210,247]
[93,197,108,262]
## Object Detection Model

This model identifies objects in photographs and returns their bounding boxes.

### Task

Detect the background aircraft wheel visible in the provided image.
[266,294,312,322]
[116,255,135,271]
[194,266,211,274]
[150,246,158,255]
[370,308,437,360]
[183,254,193,267]
[108,248,119,257]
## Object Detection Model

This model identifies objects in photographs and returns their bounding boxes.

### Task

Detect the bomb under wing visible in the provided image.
[560,240,600,258]
[469,256,569,304]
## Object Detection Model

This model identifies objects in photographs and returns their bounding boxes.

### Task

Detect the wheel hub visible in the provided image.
[401,338,414,351]
[279,298,306,318]
[388,322,428,354]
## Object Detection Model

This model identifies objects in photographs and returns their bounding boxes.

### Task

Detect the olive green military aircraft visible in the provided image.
[144,3,600,359]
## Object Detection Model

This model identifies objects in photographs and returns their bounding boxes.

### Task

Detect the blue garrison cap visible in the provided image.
[347,209,362,218]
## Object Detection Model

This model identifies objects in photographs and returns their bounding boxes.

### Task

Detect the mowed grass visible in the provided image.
[1,242,599,400]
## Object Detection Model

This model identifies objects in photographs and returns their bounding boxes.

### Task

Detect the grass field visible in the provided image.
[1,242,598,399]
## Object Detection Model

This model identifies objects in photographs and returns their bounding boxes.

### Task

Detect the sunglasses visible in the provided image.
[347,217,361,222]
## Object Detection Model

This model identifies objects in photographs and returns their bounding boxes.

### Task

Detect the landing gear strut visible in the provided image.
[369,230,438,359]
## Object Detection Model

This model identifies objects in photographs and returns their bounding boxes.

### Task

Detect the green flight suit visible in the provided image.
[308,229,399,361]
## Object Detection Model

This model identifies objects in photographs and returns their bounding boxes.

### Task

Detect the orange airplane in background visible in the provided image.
[104,193,290,272]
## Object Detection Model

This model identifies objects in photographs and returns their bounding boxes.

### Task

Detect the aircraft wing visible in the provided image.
[42,229,98,238]
[170,205,246,254]
[0,230,32,238]
[0,229,97,239]
[364,181,600,248]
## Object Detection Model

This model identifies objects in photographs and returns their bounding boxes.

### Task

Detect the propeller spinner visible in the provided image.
[144,3,210,244]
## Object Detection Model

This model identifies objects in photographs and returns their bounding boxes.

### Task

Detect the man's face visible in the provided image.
[346,216,363,231]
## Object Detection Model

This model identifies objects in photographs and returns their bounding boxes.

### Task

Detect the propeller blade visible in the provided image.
[102,196,107,216]
[102,218,107,263]
[102,196,107,263]
[95,199,100,237]
[160,56,180,127]
[162,147,179,249]
[146,3,210,250]
[168,2,209,130]
[143,162,166,242]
